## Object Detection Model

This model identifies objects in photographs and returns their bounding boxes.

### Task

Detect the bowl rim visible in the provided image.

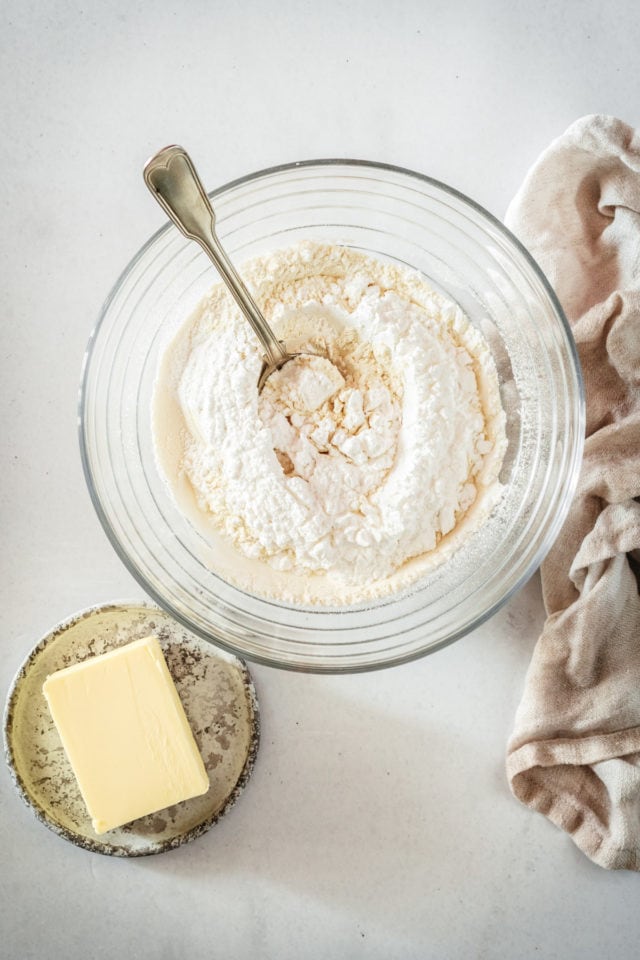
[78,157,585,673]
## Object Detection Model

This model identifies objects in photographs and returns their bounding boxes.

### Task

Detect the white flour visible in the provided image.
[153,242,507,605]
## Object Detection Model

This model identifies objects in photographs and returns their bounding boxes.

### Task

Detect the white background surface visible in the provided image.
[2,1,640,957]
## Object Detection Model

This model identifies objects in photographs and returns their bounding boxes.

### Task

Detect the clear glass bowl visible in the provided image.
[80,160,584,673]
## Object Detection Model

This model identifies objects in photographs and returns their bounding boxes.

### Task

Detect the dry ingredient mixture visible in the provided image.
[153,242,507,605]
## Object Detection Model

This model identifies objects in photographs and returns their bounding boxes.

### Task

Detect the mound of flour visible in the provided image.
[153,242,507,604]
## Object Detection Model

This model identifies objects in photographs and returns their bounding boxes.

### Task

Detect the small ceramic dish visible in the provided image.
[3,601,260,857]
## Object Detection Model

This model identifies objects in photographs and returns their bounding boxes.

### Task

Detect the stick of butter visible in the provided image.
[42,635,209,834]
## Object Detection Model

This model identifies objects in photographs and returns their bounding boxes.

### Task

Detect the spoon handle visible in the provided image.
[143,145,287,367]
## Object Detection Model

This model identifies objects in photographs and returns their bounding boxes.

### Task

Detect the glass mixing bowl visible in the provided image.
[80,160,584,673]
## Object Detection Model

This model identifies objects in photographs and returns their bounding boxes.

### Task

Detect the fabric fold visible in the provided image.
[505,115,640,871]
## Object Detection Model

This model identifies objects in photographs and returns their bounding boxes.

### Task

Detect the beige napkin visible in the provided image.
[504,115,640,871]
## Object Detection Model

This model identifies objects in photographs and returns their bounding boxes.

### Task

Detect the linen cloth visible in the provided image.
[505,115,640,870]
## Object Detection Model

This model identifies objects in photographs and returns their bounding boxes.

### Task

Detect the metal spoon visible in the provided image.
[143,145,305,391]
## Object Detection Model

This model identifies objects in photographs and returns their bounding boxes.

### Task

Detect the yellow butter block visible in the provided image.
[42,635,209,834]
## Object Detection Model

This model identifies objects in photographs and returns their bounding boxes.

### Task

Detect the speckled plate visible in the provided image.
[3,601,260,856]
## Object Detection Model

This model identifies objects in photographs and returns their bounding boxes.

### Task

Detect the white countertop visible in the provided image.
[2,2,639,957]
